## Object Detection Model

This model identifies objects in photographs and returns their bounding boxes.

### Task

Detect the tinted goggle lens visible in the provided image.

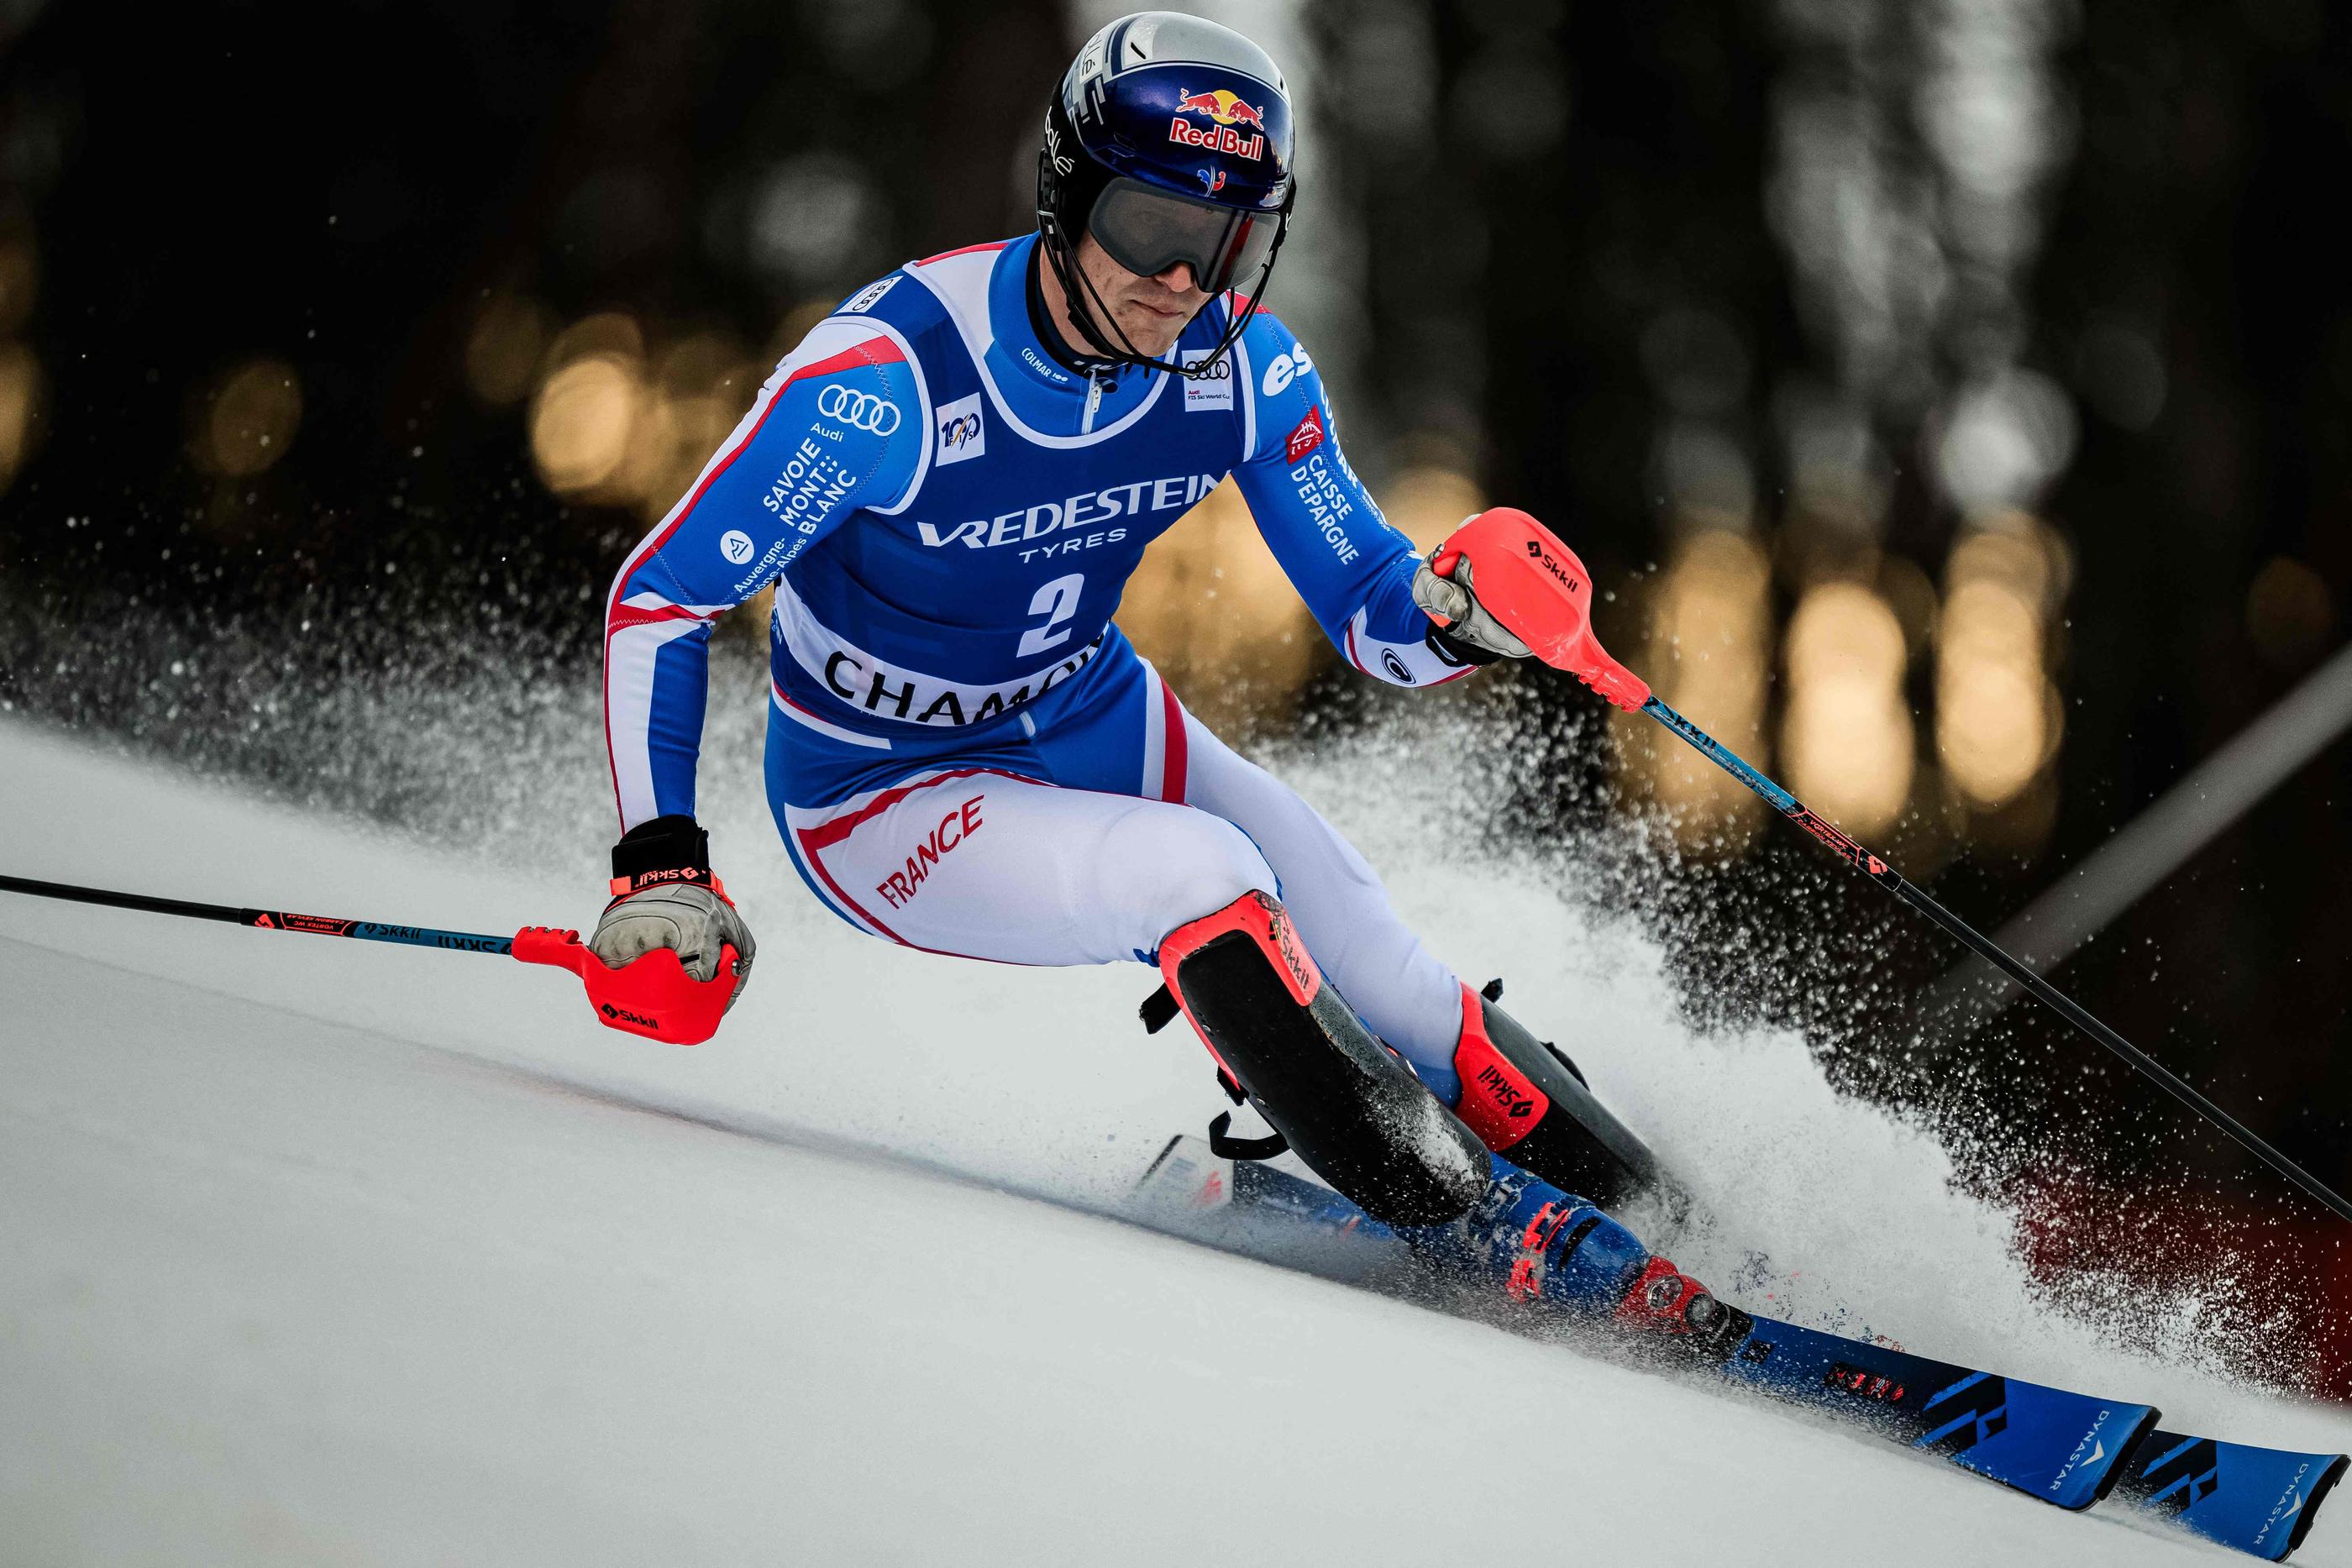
[1089,179,1281,295]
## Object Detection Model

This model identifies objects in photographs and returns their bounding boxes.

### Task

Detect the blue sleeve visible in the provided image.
[604,319,926,828]
[1227,312,1482,689]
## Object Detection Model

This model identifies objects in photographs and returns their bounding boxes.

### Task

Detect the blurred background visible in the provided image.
[3,2,2347,1385]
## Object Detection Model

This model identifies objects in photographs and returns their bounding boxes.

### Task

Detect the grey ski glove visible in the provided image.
[1410,532,1532,662]
[591,815,755,1008]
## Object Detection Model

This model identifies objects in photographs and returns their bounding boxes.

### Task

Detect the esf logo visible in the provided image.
[933,392,984,466]
[1260,343,1314,397]
[816,383,901,436]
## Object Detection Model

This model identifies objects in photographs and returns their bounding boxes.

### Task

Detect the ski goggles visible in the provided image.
[1088,177,1286,296]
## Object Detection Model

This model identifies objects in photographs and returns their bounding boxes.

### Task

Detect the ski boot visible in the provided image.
[1439,978,1682,1217]
[1416,1157,1751,1360]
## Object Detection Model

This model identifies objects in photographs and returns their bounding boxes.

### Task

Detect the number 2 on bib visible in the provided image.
[1017,573,1084,658]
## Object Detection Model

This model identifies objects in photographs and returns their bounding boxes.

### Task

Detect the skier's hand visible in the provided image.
[591,815,755,1012]
[1411,516,1534,663]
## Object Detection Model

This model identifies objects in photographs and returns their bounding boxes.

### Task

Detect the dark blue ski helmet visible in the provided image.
[1037,12,1296,374]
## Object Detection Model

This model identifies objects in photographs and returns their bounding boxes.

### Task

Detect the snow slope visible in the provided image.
[3,715,2345,1565]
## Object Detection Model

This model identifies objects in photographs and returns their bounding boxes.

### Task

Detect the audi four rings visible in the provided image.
[816,384,903,435]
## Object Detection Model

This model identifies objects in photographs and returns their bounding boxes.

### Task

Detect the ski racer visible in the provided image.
[591,11,1735,1338]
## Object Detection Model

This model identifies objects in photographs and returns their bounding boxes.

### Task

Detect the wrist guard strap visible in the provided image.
[609,814,726,900]
[1426,621,1504,668]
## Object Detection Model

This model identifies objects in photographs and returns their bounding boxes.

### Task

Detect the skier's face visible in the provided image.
[1074,231,1209,356]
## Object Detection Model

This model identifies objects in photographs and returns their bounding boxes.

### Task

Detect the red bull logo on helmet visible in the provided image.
[1169,87,1267,160]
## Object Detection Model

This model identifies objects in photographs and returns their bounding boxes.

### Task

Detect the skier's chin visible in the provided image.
[1115,301,1193,358]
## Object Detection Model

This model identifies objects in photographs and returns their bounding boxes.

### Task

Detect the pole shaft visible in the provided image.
[1636,696,2352,1226]
[0,873,515,957]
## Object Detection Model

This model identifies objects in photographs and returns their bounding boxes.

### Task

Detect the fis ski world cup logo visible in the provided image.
[1169,87,1267,160]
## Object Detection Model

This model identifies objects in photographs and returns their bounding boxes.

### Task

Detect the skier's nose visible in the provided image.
[1154,260,1200,295]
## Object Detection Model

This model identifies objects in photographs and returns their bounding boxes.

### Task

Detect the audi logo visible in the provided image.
[938,413,981,449]
[1189,356,1231,382]
[816,384,903,435]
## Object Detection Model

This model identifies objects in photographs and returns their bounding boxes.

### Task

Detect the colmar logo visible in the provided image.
[1284,406,1324,464]
[720,530,756,565]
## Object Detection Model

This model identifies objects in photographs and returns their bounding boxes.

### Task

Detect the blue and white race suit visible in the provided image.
[603,233,1485,1074]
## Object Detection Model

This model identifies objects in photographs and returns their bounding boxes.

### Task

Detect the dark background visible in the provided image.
[4,1,2347,1382]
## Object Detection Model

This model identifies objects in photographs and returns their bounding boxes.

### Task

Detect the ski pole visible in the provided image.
[0,872,739,1046]
[1433,510,2352,1228]
[0,871,522,953]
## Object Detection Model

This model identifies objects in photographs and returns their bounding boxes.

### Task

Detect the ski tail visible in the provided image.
[2111,1428,2349,1561]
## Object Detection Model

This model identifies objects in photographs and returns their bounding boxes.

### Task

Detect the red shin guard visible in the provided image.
[1449,981,1551,1151]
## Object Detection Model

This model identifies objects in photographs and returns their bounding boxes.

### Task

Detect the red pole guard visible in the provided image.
[512,926,738,1046]
[1430,508,1653,712]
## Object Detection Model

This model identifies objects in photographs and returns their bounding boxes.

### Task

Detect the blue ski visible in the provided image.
[2113,1427,2347,1561]
[1135,1135,2345,1558]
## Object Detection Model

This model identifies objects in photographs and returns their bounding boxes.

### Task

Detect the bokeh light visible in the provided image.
[1781,579,1914,837]
[2246,556,2334,669]
[1376,464,1483,553]
[0,342,40,492]
[0,228,34,337]
[1936,518,2065,817]
[464,293,555,408]
[518,312,760,517]
[1618,528,1773,851]
[194,359,303,478]
[529,351,644,498]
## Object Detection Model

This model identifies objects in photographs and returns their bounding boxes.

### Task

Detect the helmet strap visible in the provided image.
[1037,200,1163,373]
